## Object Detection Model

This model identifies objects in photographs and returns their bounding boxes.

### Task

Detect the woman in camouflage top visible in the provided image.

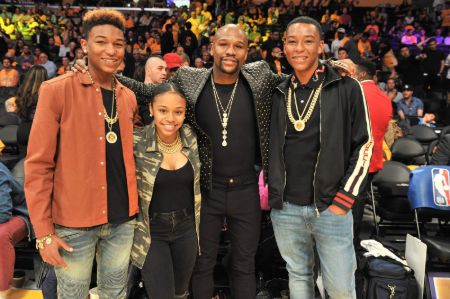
[131,83,201,299]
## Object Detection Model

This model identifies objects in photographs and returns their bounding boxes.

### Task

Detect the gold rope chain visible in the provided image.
[286,81,323,131]
[156,133,182,154]
[103,109,119,125]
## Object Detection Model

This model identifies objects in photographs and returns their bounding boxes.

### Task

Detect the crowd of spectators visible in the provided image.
[0,0,449,125]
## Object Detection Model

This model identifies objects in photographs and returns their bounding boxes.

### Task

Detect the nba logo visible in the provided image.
[432,168,450,206]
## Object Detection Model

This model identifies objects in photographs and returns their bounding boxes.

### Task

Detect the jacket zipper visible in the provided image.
[313,92,321,218]
[312,77,341,217]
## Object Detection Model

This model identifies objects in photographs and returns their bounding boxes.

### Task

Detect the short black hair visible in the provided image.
[151,82,185,103]
[428,38,437,44]
[82,9,125,38]
[399,44,409,51]
[357,61,376,78]
[2,57,12,63]
[338,47,348,53]
[286,16,323,40]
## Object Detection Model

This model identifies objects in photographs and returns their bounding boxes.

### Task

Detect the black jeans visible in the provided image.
[191,175,261,299]
[141,209,197,299]
[352,173,375,248]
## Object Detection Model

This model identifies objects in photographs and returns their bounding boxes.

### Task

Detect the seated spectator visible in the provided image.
[194,57,204,68]
[57,56,70,76]
[338,47,349,60]
[396,84,424,121]
[47,37,60,63]
[37,52,56,78]
[0,162,32,299]
[331,28,346,59]
[357,32,374,59]
[401,29,418,45]
[418,112,437,127]
[16,45,34,73]
[58,38,70,59]
[15,65,48,122]
[163,53,182,79]
[0,57,19,87]
[0,57,19,99]
[0,95,20,127]
[383,78,403,103]
[268,46,291,75]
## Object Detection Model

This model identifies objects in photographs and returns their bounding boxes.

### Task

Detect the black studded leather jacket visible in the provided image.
[118,61,285,192]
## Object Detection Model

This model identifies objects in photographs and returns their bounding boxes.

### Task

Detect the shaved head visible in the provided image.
[215,24,248,46]
[210,24,249,81]
[145,56,164,72]
[145,56,167,84]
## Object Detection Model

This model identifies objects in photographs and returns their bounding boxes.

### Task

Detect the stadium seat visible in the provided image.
[408,166,450,263]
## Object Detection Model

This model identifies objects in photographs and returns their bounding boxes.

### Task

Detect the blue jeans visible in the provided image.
[271,203,356,299]
[54,220,136,299]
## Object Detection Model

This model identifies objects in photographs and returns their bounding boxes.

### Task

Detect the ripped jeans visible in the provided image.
[54,219,136,299]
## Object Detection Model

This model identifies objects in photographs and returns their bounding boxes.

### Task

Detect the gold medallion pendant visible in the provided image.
[106,131,118,144]
[294,120,305,132]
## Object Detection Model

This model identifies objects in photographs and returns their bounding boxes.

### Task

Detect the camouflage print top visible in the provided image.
[131,122,202,269]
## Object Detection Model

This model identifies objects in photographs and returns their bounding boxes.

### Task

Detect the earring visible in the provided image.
[83,49,87,54]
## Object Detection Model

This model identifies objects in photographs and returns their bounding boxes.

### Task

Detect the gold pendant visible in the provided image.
[294,120,305,132]
[106,131,118,144]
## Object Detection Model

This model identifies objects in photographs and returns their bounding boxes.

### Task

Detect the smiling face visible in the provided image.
[80,24,125,77]
[150,91,186,141]
[284,22,324,78]
[210,25,248,76]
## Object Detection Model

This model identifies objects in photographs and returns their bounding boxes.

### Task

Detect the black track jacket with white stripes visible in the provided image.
[268,64,374,213]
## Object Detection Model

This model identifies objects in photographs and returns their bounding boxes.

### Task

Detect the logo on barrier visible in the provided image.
[432,168,450,206]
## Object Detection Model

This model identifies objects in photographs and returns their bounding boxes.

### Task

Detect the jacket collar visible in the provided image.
[276,62,342,92]
[77,71,126,90]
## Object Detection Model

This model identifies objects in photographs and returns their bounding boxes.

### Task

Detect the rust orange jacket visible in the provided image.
[25,72,139,238]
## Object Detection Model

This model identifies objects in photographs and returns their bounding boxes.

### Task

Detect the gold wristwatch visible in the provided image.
[36,234,53,250]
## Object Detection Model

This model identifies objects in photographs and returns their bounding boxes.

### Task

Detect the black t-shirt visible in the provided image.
[284,66,325,206]
[422,48,445,75]
[101,88,132,224]
[396,56,423,86]
[150,161,194,214]
[196,75,258,178]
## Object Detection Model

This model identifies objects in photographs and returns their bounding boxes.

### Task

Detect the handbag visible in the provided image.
[356,247,419,299]
[258,171,270,211]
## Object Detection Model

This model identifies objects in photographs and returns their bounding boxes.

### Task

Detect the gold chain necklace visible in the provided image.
[286,80,324,132]
[156,133,182,154]
[86,70,118,144]
[211,74,239,147]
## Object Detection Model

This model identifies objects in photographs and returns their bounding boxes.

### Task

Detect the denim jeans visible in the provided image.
[141,210,197,299]
[271,202,356,299]
[54,219,136,299]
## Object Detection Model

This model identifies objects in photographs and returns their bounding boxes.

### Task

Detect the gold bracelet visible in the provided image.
[36,234,53,250]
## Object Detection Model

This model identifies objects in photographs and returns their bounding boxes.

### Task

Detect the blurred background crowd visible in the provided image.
[0,0,449,130]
